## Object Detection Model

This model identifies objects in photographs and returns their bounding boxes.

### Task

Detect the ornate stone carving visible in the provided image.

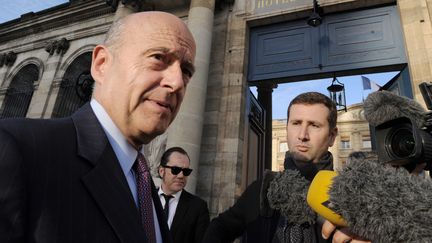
[0,51,17,67]
[57,38,70,54]
[75,71,94,102]
[45,38,70,56]
[6,51,17,66]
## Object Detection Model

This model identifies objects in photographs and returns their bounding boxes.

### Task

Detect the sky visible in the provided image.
[0,0,68,23]
[250,71,399,119]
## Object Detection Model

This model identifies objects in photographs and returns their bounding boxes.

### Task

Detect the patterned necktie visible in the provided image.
[133,152,156,243]
[162,194,173,221]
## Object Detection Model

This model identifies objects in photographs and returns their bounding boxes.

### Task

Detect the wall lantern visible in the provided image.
[307,0,322,27]
[327,74,347,112]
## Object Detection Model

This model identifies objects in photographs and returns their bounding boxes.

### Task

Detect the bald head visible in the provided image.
[90,11,197,147]
[104,11,195,55]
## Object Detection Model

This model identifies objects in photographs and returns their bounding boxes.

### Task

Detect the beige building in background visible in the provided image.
[272,103,372,171]
[330,103,372,169]
[272,119,288,171]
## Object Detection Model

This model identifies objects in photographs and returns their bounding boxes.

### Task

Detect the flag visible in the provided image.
[370,81,381,91]
[361,76,381,91]
[362,76,371,90]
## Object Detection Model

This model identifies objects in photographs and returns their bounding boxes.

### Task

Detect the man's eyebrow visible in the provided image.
[143,47,170,55]
[289,119,301,123]
[143,47,195,74]
[307,120,323,125]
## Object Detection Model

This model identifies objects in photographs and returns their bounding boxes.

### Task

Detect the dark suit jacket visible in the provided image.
[202,178,331,243]
[202,180,278,243]
[169,190,209,243]
[0,104,172,243]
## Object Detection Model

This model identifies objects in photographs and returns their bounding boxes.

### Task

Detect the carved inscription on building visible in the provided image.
[254,0,308,14]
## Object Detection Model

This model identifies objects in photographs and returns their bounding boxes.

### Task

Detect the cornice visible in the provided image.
[0,1,113,43]
[0,22,110,55]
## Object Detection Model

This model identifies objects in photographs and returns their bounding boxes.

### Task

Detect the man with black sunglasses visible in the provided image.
[158,147,210,243]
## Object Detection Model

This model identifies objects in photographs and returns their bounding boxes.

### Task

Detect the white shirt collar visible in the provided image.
[158,187,182,200]
[90,99,142,174]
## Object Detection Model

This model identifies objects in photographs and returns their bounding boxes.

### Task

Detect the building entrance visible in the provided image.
[246,4,410,179]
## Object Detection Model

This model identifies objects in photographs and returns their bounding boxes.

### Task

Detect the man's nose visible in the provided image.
[161,62,185,92]
[176,171,185,178]
[298,125,309,141]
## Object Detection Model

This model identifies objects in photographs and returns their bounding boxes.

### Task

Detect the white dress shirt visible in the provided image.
[158,187,182,228]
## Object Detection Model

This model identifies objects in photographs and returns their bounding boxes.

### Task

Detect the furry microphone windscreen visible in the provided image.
[364,90,426,128]
[329,154,432,242]
[267,169,316,225]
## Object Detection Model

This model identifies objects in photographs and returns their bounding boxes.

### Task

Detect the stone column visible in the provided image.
[0,52,17,110]
[166,0,215,193]
[0,67,12,109]
[398,0,432,107]
[0,66,10,87]
[351,131,361,151]
[27,53,63,118]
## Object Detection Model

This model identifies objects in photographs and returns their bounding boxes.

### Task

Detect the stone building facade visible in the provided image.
[272,119,289,172]
[1,0,431,222]
[330,103,372,168]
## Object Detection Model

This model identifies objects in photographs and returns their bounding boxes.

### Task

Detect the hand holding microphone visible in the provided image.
[322,220,371,243]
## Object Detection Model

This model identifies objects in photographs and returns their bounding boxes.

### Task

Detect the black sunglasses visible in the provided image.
[162,165,193,176]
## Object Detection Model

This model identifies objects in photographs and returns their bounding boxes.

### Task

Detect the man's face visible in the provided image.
[93,13,196,148]
[286,103,337,163]
[159,152,190,195]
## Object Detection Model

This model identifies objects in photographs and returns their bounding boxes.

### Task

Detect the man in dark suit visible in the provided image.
[158,147,210,243]
[0,11,196,243]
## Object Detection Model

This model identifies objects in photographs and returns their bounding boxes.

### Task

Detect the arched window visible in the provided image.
[52,52,94,118]
[1,64,39,118]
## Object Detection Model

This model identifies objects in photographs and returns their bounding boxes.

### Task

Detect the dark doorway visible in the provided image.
[247,5,408,173]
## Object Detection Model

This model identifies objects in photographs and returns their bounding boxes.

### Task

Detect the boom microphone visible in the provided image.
[307,152,432,242]
[363,90,426,128]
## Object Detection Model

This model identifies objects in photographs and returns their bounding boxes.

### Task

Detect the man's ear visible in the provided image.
[158,166,164,179]
[328,127,338,147]
[90,45,111,84]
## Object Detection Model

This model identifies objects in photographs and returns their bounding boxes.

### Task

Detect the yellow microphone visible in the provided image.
[306,170,348,227]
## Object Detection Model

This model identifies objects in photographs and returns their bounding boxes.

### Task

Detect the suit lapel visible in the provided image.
[72,104,146,242]
[82,145,146,242]
[170,190,192,234]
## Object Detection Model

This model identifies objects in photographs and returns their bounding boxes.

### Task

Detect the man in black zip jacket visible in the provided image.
[203,92,339,243]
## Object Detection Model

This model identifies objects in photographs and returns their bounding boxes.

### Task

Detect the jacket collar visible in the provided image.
[284,152,333,181]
